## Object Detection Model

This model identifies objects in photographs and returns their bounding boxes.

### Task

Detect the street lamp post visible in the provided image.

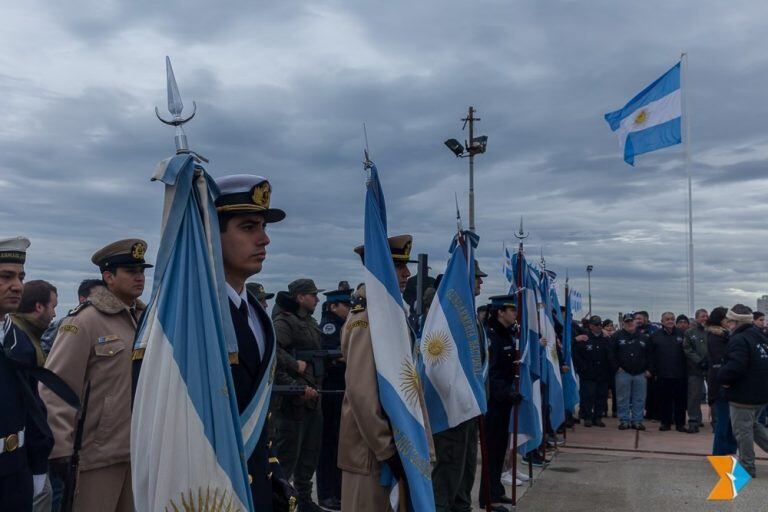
[586,265,594,316]
[444,106,487,233]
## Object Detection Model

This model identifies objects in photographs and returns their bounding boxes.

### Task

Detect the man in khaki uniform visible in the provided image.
[41,239,151,512]
[338,234,433,512]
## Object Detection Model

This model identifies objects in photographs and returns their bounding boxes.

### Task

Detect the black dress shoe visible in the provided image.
[479,503,511,512]
[618,422,629,430]
[500,495,515,504]
[676,425,689,433]
[298,501,325,512]
[593,420,606,427]
[659,424,671,431]
[319,498,341,511]
[584,419,593,427]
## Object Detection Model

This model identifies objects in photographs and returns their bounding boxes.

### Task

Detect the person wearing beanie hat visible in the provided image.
[717,304,768,477]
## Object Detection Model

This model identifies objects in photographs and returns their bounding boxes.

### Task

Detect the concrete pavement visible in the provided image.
[470,411,767,511]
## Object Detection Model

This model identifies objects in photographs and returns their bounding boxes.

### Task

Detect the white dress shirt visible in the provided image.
[226,283,266,361]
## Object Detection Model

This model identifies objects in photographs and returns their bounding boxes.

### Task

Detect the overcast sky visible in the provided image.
[2,0,767,320]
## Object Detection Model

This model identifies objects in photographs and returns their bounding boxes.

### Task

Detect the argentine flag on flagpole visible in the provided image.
[363,163,435,511]
[535,267,565,431]
[419,230,486,434]
[131,154,256,512]
[561,283,580,414]
[605,62,681,165]
[511,251,543,454]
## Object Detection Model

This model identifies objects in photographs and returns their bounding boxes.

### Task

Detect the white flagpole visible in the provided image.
[681,52,695,314]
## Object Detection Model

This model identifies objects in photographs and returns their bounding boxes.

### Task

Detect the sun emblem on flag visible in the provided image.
[166,486,240,512]
[633,109,648,126]
[422,330,452,366]
[399,358,422,409]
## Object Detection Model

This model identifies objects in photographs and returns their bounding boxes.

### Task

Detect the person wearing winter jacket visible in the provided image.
[705,307,737,455]
[717,304,768,477]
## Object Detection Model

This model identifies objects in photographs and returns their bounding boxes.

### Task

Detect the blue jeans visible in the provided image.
[615,371,646,423]
[712,397,737,455]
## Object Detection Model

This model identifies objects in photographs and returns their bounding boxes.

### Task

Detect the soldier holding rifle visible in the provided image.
[273,278,326,512]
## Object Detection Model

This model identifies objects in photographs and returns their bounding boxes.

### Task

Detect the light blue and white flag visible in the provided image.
[569,289,583,314]
[131,154,260,512]
[536,268,565,431]
[561,284,580,414]
[420,230,486,434]
[363,163,435,511]
[511,251,543,454]
[604,62,681,165]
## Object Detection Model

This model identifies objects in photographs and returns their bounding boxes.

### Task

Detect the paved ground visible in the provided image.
[469,409,768,511]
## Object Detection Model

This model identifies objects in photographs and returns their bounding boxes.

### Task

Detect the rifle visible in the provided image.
[61,381,91,512]
[271,384,344,395]
[294,349,343,380]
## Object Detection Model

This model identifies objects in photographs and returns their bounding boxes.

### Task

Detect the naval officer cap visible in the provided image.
[489,294,517,309]
[214,174,286,223]
[354,234,416,264]
[0,237,31,264]
[324,289,352,304]
[474,259,488,278]
[92,239,154,272]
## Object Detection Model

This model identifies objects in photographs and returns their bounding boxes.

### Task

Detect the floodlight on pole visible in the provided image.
[443,106,487,233]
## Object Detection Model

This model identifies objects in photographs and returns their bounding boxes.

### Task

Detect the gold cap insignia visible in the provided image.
[251,182,271,209]
[131,242,147,260]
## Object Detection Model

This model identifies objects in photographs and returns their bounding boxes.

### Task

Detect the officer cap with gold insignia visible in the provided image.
[214,174,286,223]
[489,294,517,310]
[92,239,154,272]
[246,281,274,301]
[354,234,416,264]
[0,237,30,264]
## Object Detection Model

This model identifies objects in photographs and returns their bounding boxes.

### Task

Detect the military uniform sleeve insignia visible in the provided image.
[322,323,337,335]
[60,324,79,334]
[347,319,369,330]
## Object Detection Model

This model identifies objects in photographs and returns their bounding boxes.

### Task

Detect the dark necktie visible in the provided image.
[238,300,249,322]
[129,305,138,323]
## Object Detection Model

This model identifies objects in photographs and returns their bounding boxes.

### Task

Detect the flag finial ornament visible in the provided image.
[155,56,197,153]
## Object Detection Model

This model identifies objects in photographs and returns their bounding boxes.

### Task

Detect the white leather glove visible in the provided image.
[33,474,46,496]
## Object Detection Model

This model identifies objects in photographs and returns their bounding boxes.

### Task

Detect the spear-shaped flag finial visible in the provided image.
[362,123,373,170]
[454,192,463,233]
[514,216,529,241]
[165,56,184,117]
[155,56,197,153]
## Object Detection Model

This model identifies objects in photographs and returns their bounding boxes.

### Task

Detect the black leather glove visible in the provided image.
[507,391,523,405]
[271,476,297,512]
[385,452,406,482]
